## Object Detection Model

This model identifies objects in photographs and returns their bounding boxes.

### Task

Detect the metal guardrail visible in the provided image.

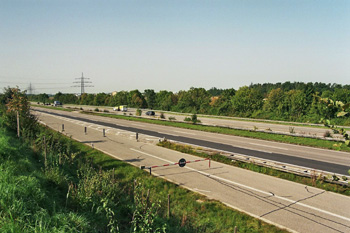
[164,139,350,186]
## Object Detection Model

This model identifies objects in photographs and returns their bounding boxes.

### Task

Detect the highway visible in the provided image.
[33,106,350,233]
[61,103,347,139]
[32,107,350,175]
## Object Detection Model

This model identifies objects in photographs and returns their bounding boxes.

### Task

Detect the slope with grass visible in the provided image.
[0,117,286,232]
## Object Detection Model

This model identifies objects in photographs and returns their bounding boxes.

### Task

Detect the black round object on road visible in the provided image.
[178,158,186,167]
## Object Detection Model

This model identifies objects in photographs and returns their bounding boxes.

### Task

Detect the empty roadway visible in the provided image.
[32,107,350,175]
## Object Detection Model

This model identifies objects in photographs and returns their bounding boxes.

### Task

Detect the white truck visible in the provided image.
[113,105,127,112]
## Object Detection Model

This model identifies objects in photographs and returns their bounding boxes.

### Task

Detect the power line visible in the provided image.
[72,72,94,95]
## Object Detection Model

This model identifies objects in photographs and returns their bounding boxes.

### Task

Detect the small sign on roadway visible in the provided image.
[178,158,186,167]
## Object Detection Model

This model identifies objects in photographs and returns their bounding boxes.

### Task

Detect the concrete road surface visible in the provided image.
[35,107,350,233]
[32,107,350,175]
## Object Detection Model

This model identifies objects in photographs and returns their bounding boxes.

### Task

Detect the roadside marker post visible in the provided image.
[136,132,139,141]
[84,126,87,135]
[141,158,211,175]
[62,124,64,132]
[103,129,105,137]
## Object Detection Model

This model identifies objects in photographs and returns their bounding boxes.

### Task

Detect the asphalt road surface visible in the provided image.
[32,107,350,175]
[61,103,347,139]
[34,107,350,233]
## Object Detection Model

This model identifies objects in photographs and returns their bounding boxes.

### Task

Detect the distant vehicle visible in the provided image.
[113,105,128,112]
[53,101,62,106]
[146,111,155,116]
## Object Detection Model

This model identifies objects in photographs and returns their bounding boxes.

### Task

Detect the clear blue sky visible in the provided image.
[0,0,349,94]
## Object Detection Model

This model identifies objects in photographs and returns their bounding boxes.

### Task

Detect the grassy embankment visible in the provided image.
[158,141,350,196]
[0,119,286,232]
[82,111,350,152]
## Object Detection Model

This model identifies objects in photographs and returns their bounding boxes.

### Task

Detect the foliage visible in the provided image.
[28,81,350,126]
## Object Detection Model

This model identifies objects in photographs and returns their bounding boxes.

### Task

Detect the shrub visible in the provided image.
[184,117,191,122]
[168,116,176,121]
[289,127,295,134]
[323,130,332,138]
[94,108,99,112]
[136,109,142,116]
[160,113,165,119]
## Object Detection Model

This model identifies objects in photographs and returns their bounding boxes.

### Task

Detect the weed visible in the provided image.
[289,127,295,134]
[323,131,332,138]
[136,109,142,116]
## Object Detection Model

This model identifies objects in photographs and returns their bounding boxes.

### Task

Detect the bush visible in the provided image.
[169,116,176,121]
[184,117,191,122]
[94,108,99,112]
[160,112,165,119]
[136,109,142,116]
[323,130,332,138]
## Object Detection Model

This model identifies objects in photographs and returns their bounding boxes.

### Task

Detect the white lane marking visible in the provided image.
[174,130,196,135]
[193,188,211,193]
[157,131,179,137]
[130,148,350,223]
[249,143,289,151]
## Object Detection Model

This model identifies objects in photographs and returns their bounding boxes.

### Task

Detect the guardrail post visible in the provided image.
[209,159,211,168]
[149,167,152,175]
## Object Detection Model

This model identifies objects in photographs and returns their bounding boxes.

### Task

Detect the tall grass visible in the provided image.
[0,114,287,232]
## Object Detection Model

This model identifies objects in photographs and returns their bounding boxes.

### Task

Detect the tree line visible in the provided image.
[28,82,350,125]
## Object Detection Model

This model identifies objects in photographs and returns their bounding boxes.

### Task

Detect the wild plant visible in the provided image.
[131,180,166,233]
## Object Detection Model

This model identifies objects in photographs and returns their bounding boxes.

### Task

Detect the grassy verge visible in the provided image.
[31,104,74,112]
[158,141,350,196]
[159,110,332,129]
[0,121,286,232]
[83,111,350,152]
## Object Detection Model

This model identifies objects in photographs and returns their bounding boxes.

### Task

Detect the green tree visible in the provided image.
[231,86,263,117]
[263,88,286,117]
[155,90,176,111]
[129,90,146,108]
[144,89,156,109]
[94,93,108,106]
[2,87,36,138]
